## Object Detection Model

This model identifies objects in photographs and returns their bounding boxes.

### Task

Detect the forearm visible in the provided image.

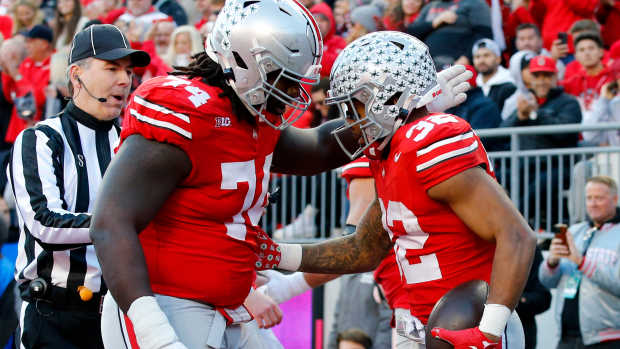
[487,229,536,309]
[91,225,153,313]
[298,199,391,273]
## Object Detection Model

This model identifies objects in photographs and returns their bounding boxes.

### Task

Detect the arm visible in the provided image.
[565,0,599,18]
[406,4,435,39]
[295,198,392,274]
[427,166,536,310]
[272,119,356,175]
[568,231,620,297]
[581,96,611,145]
[90,134,191,313]
[10,127,92,249]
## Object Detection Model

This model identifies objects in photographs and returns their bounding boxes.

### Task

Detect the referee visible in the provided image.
[8,24,149,348]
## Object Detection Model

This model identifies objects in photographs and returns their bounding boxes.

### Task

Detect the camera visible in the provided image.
[14,92,36,120]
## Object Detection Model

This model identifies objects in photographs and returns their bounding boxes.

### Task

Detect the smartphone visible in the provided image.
[557,32,568,45]
[553,223,568,245]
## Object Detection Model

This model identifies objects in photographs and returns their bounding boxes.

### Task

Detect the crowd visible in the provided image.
[0,0,618,348]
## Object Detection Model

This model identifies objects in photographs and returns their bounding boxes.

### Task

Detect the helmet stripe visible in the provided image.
[289,0,323,65]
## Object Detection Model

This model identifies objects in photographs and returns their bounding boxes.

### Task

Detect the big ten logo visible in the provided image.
[215,116,231,128]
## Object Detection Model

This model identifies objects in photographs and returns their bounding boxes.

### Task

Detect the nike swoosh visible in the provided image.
[394,152,401,162]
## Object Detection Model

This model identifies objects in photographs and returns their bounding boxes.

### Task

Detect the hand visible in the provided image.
[396,310,425,343]
[601,81,618,100]
[243,290,283,329]
[516,94,535,120]
[257,270,311,304]
[255,231,281,270]
[431,327,500,349]
[433,10,458,28]
[547,237,570,267]
[127,21,145,42]
[426,64,472,113]
[565,231,584,266]
[550,39,569,61]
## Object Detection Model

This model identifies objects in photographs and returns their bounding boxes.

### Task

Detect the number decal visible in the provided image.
[380,200,442,284]
[162,76,210,107]
[220,154,272,240]
[406,114,459,142]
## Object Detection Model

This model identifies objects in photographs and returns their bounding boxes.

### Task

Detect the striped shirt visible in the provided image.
[8,101,119,294]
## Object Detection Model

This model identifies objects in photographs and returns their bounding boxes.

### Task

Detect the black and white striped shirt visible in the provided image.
[9,101,119,294]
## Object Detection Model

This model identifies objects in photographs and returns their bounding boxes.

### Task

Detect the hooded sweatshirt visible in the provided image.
[310,3,347,78]
[476,65,517,113]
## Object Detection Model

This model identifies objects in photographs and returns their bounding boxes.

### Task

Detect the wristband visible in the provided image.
[278,243,302,271]
[127,296,180,349]
[478,304,511,337]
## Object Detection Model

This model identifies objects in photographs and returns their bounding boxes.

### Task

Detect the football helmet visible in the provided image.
[326,31,439,159]
[206,0,323,129]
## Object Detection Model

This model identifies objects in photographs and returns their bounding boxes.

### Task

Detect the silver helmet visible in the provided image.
[327,31,439,159]
[205,0,323,129]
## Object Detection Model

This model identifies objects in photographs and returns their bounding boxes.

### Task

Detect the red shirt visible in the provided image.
[369,113,495,323]
[120,75,281,308]
[562,67,614,111]
[5,56,50,143]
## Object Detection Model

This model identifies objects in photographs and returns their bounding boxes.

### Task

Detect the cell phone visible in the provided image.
[553,223,568,245]
[557,32,568,45]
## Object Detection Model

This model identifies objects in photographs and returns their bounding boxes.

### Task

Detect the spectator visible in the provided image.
[562,20,609,80]
[539,175,620,348]
[154,0,188,25]
[0,14,13,39]
[333,0,351,36]
[347,3,382,43]
[516,245,551,349]
[502,0,535,56]
[0,37,25,150]
[504,49,535,119]
[293,78,338,128]
[596,0,620,49]
[10,0,44,35]
[52,0,88,50]
[472,38,517,113]
[147,17,175,57]
[162,24,201,67]
[512,23,565,79]
[581,59,620,146]
[311,2,346,78]
[562,32,614,119]
[501,55,582,224]
[4,25,53,144]
[382,0,422,32]
[117,0,168,41]
[193,0,211,32]
[446,65,504,150]
[407,0,492,67]
[337,328,373,349]
[528,0,598,51]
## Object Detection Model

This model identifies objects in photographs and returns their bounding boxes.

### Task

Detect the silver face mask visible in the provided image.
[327,31,440,159]
[206,0,323,130]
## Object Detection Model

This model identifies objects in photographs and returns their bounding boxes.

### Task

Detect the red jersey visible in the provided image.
[341,157,409,311]
[120,75,281,308]
[369,113,496,323]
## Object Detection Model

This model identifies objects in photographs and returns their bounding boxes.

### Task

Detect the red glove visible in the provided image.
[430,327,501,349]
[255,231,281,270]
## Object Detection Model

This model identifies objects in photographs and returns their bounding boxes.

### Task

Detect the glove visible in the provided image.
[395,309,425,344]
[426,65,472,113]
[257,270,311,304]
[430,327,501,349]
[255,231,281,270]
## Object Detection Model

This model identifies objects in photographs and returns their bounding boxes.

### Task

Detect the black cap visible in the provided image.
[69,24,150,67]
[25,25,53,43]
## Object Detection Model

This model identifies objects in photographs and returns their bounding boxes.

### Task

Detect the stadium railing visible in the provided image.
[262,122,620,241]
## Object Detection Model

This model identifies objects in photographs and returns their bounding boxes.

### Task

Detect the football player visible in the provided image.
[89,0,472,347]
[258,32,536,349]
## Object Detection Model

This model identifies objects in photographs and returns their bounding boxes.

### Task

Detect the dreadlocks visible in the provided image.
[170,52,256,125]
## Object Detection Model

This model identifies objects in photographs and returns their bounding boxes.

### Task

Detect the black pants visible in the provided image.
[19,299,104,349]
[558,336,620,349]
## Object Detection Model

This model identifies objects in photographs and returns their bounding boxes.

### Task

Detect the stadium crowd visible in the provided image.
[0,0,619,348]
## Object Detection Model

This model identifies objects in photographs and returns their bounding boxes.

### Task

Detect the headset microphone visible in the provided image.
[76,76,107,103]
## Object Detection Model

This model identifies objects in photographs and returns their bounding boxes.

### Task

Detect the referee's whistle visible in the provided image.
[77,286,93,301]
